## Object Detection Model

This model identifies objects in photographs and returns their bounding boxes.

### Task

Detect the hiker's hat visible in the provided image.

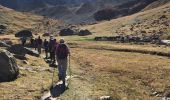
[59,38,65,43]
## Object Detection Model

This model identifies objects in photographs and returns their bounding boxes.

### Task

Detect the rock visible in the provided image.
[0,49,19,82]
[0,25,7,34]
[42,33,50,37]
[159,15,168,19]
[15,30,33,37]
[14,54,27,60]
[78,29,92,36]
[100,96,111,100]
[0,41,11,48]
[24,47,39,57]
[23,60,29,64]
[8,44,27,56]
[59,28,75,36]
[8,44,39,57]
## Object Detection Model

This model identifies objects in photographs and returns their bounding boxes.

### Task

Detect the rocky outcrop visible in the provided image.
[0,41,11,48]
[0,49,19,82]
[0,25,7,34]
[59,28,75,36]
[78,29,92,36]
[15,30,33,37]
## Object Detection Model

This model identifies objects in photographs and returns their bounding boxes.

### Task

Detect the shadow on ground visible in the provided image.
[44,84,68,100]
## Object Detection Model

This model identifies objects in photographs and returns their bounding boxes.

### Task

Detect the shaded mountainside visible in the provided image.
[0,0,136,24]
[94,0,156,21]
[0,0,168,24]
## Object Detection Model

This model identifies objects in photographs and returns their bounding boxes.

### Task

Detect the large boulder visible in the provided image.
[59,28,75,36]
[0,25,7,34]
[0,41,11,48]
[78,29,92,36]
[15,30,33,38]
[0,49,19,82]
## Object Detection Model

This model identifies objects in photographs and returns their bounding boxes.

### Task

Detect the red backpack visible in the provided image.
[56,44,69,59]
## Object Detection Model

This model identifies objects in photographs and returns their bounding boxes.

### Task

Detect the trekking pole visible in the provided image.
[68,54,71,87]
[51,67,55,89]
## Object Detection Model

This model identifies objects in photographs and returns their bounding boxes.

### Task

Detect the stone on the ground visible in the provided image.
[0,49,19,82]
[0,41,11,48]
[8,45,27,56]
[15,30,33,37]
[78,29,92,36]
[59,28,75,36]
[24,47,39,57]
[100,96,111,100]
[23,60,29,64]
[43,33,50,37]
[0,25,7,34]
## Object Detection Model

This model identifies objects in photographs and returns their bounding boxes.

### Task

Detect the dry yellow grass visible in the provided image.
[67,47,170,100]
[0,1,170,100]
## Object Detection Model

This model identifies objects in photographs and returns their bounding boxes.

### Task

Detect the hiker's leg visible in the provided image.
[50,52,52,61]
[57,60,62,80]
[62,58,68,86]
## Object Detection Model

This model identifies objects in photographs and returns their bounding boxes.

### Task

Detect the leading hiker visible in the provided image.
[56,38,70,88]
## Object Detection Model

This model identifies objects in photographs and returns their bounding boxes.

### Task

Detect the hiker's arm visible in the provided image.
[66,44,71,55]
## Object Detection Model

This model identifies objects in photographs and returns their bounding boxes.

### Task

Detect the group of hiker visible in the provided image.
[21,35,70,88]
[43,36,70,88]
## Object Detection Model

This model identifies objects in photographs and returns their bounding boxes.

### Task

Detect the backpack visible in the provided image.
[56,44,69,59]
[38,39,42,45]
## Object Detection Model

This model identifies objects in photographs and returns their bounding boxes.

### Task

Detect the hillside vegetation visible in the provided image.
[0,5,43,34]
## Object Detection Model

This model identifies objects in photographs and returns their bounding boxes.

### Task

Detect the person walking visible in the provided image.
[43,39,49,59]
[21,36,27,46]
[56,38,70,88]
[37,36,43,54]
[51,39,58,64]
[30,37,34,48]
[34,38,38,50]
[49,36,54,61]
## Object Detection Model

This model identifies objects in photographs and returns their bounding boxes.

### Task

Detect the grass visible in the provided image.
[67,47,170,100]
[0,2,170,100]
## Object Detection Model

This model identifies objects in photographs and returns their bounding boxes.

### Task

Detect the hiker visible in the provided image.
[56,38,70,87]
[37,36,43,54]
[30,37,34,47]
[48,36,54,61]
[21,36,27,46]
[43,39,49,59]
[34,38,38,50]
[51,39,58,64]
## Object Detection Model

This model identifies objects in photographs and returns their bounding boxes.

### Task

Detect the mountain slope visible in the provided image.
[143,0,170,11]
[0,5,43,34]
[82,1,170,39]
[0,0,135,24]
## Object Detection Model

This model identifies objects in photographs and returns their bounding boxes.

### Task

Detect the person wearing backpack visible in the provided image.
[21,36,27,46]
[43,39,49,59]
[37,36,43,54]
[56,38,70,88]
[51,39,58,64]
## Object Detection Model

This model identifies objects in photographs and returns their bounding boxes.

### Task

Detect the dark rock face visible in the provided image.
[94,0,156,21]
[94,8,117,21]
[0,25,7,34]
[0,49,19,82]
[59,28,75,36]
[42,33,50,37]
[15,30,33,38]
[78,29,92,36]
